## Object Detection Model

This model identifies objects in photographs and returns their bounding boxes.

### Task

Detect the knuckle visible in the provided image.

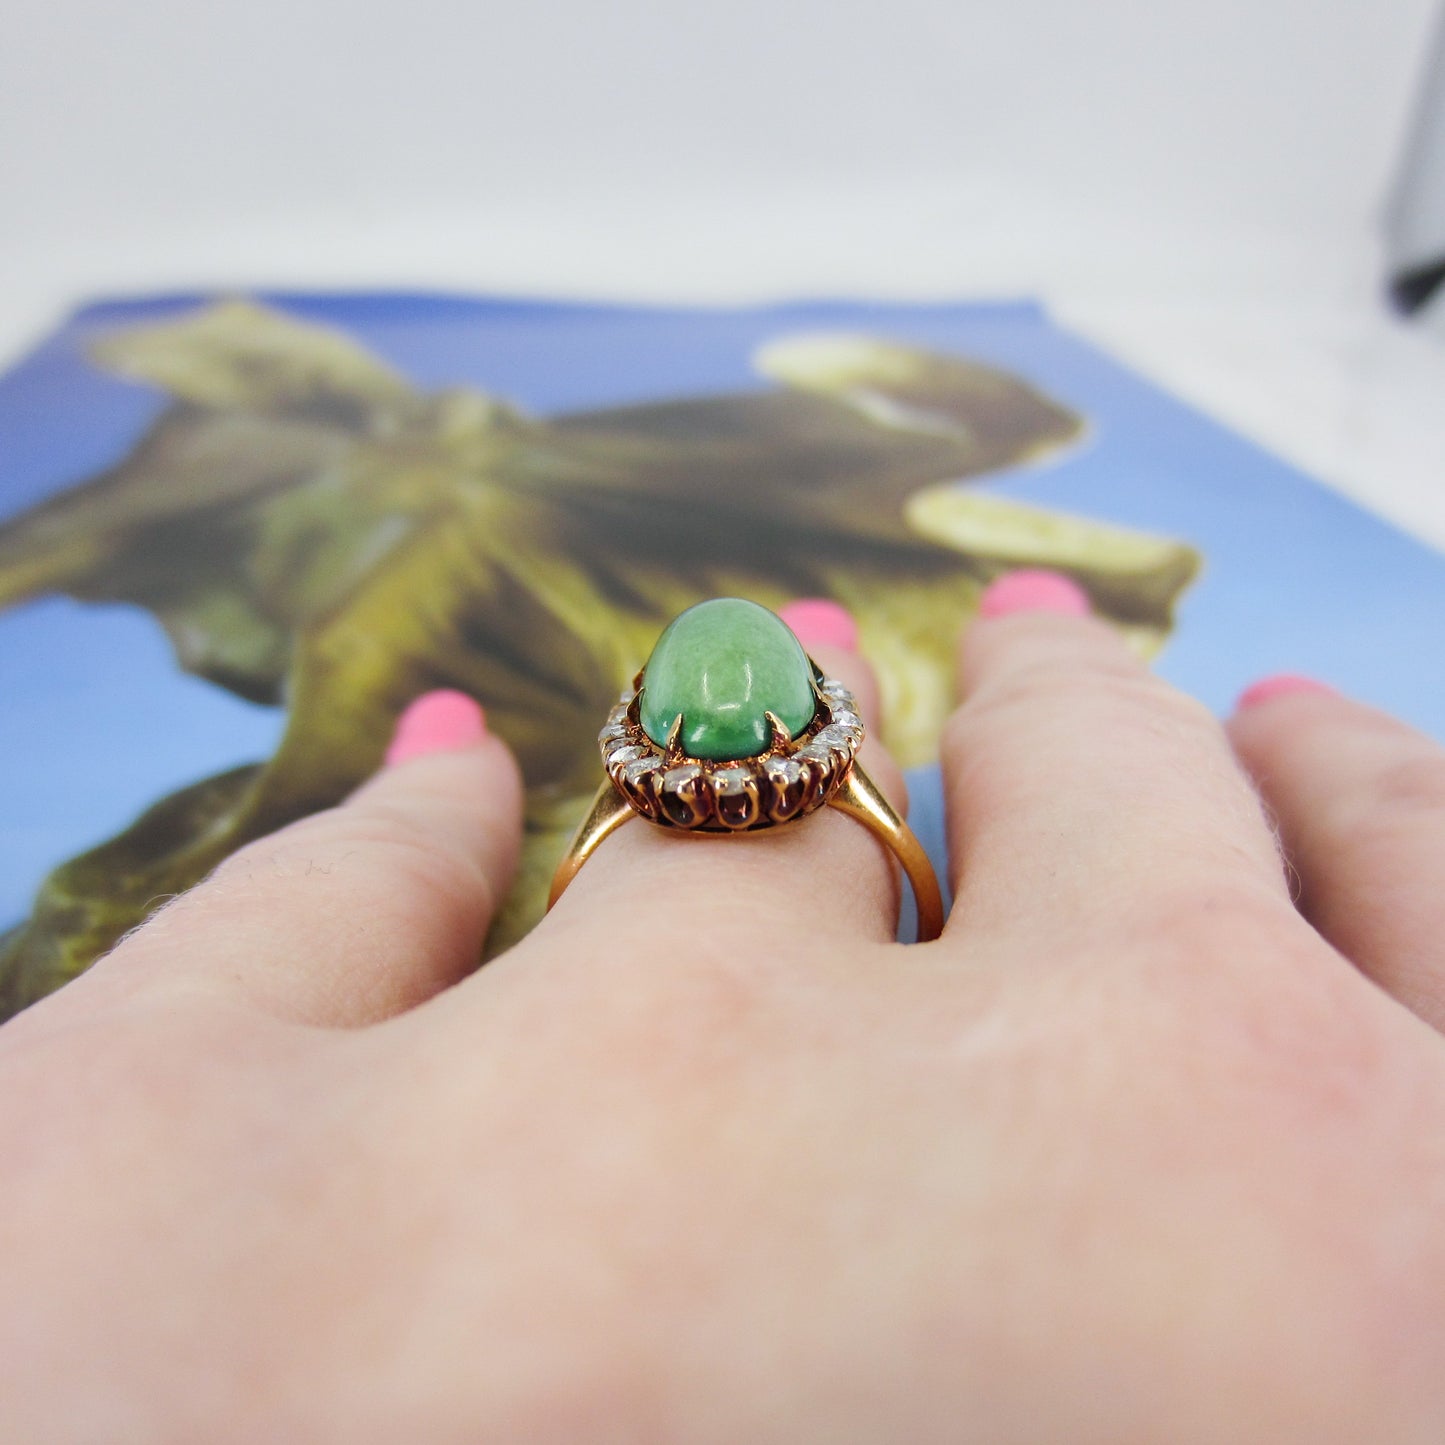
[1127,885,1377,1045]
[0,1006,217,1170]
[374,825,498,929]
[1353,751,1445,826]
[1126,877,1305,962]
[947,657,1224,767]
[962,654,1202,734]
[207,805,496,923]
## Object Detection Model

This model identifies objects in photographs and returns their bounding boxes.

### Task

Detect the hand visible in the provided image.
[4,581,1445,1445]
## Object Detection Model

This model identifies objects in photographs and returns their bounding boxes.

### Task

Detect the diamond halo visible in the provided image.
[597,672,863,832]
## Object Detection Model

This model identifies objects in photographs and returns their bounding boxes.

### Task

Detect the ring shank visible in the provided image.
[827,765,945,943]
[547,762,945,942]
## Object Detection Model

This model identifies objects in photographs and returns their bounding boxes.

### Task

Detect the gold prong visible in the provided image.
[764,710,792,749]
[663,713,685,763]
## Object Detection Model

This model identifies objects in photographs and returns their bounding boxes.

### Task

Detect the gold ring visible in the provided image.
[547,598,944,942]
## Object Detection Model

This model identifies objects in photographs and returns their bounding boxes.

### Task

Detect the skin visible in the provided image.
[3,610,1445,1443]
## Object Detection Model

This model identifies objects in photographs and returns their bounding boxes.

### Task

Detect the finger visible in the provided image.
[1227,676,1445,1030]
[941,572,1291,947]
[77,691,524,1027]
[541,599,911,954]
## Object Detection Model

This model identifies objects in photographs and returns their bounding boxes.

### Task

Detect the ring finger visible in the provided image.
[537,599,913,955]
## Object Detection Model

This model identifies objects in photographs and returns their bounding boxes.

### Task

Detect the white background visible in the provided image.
[3,0,1444,544]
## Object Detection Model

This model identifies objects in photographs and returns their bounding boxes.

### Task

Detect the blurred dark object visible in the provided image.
[1391,258,1445,313]
[1388,6,1445,315]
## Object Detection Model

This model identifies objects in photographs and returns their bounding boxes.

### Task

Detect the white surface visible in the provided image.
[4,0,1434,242]
[1061,293,1445,554]
[2,0,1443,550]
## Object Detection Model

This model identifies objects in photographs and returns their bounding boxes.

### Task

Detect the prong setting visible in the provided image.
[599,670,863,833]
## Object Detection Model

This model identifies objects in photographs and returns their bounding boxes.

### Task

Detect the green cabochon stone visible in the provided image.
[639,598,817,761]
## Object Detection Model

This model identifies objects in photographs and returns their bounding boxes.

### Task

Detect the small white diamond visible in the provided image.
[814,725,858,753]
[765,758,804,787]
[622,755,661,784]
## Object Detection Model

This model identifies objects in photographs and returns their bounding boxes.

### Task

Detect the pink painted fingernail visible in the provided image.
[778,598,859,653]
[1235,674,1336,711]
[384,689,487,766]
[977,569,1091,620]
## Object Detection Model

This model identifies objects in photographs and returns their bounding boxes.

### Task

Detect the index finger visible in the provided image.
[25,691,525,1030]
